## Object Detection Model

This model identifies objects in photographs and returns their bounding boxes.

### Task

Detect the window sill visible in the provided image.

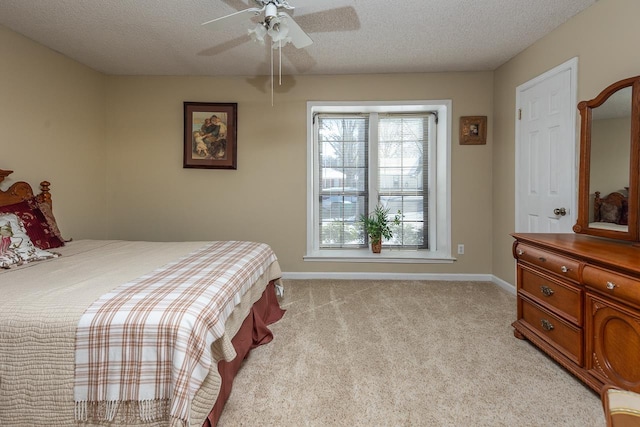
[303,249,456,263]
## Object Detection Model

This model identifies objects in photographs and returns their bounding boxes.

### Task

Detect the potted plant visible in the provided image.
[360,205,402,253]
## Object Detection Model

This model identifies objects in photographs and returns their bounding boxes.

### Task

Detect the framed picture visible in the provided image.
[459,116,487,145]
[183,102,237,169]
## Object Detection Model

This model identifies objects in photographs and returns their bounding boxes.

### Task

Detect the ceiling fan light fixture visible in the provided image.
[268,18,289,43]
[267,20,291,45]
[248,22,267,44]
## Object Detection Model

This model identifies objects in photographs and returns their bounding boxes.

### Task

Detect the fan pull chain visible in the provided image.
[279,39,282,86]
[269,40,283,106]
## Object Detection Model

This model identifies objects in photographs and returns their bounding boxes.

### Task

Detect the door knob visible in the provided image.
[553,207,567,216]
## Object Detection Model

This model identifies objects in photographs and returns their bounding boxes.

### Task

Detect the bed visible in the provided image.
[0,169,285,426]
[590,188,629,231]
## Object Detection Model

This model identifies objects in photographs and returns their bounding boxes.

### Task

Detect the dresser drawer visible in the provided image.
[583,265,640,309]
[520,298,582,364]
[514,243,580,282]
[519,267,582,325]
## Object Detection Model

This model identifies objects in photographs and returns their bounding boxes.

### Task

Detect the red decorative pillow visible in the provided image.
[35,200,66,242]
[0,199,64,249]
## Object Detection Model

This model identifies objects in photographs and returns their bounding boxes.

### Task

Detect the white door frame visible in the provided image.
[515,57,578,232]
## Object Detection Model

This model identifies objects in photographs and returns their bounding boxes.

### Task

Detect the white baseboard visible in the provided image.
[491,275,517,295]
[281,271,515,294]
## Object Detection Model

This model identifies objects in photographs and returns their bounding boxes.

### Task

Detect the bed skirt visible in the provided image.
[204,280,285,426]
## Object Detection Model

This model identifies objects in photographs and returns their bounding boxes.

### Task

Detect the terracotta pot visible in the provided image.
[371,241,382,253]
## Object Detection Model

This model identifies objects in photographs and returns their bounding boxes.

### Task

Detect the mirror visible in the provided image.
[588,87,631,231]
[574,76,640,241]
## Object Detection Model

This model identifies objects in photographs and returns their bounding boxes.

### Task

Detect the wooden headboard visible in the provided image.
[594,189,628,225]
[0,169,52,208]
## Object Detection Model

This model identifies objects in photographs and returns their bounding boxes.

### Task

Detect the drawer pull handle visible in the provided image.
[606,281,617,290]
[540,286,555,297]
[541,319,554,331]
[538,257,546,262]
[560,266,569,273]
[517,249,524,256]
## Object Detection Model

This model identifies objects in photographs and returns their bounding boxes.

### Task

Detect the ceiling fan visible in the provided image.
[201,0,359,104]
[202,0,313,50]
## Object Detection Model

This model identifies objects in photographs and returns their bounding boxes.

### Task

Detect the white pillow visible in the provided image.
[0,213,58,268]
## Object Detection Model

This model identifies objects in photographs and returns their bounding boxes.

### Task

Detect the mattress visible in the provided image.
[0,240,282,426]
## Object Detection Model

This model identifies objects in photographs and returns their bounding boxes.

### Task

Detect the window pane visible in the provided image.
[320,195,365,220]
[319,220,365,247]
[318,116,368,249]
[342,168,366,192]
[379,114,429,249]
[400,222,424,246]
[379,117,426,194]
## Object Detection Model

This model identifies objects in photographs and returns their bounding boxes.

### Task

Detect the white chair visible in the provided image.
[602,385,640,427]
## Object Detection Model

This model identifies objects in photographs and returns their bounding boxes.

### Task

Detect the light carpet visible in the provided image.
[218,280,604,426]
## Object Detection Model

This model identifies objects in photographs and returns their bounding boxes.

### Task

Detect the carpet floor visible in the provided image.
[218,280,604,426]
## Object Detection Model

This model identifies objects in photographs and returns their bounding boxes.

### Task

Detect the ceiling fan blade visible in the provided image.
[197,34,252,57]
[278,12,312,49]
[284,47,317,73]
[294,7,360,33]
[201,7,263,31]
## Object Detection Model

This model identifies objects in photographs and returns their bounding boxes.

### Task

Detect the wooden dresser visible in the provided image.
[512,233,640,393]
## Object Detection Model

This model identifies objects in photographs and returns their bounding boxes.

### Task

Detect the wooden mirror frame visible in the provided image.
[574,76,640,241]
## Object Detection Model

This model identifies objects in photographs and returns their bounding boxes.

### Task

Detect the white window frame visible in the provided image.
[305,100,454,263]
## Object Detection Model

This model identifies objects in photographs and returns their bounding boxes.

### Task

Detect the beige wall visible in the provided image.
[105,72,494,273]
[0,23,494,274]
[10,0,634,278]
[492,0,640,285]
[0,26,107,239]
[591,116,631,197]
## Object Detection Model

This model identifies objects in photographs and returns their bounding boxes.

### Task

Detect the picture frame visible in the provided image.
[459,116,487,145]
[183,102,237,169]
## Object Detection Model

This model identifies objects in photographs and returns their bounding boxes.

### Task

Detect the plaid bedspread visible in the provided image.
[73,241,278,426]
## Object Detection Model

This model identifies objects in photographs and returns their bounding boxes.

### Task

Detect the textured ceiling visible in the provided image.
[0,0,596,77]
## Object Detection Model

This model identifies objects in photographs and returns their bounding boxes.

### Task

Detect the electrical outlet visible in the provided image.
[457,244,465,255]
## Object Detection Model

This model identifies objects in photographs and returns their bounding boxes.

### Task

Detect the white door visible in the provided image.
[516,58,577,233]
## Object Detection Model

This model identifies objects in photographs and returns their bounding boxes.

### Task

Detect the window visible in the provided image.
[306,101,453,262]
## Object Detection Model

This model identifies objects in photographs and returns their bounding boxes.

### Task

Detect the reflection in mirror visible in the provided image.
[588,86,631,232]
